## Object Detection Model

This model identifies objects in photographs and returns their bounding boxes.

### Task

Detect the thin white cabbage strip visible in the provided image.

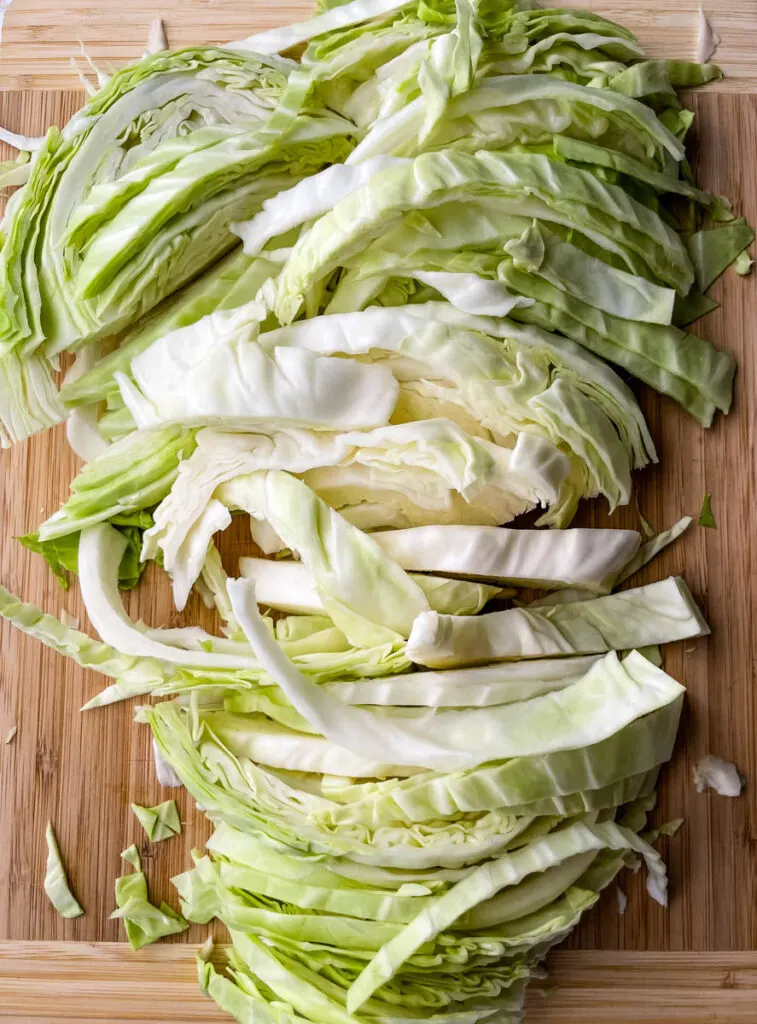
[371,524,641,592]
[239,556,502,616]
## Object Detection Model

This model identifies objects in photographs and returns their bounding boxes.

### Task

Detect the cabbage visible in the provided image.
[144,424,571,593]
[407,576,708,667]
[371,524,640,592]
[239,557,501,616]
[112,845,188,949]
[0,350,65,448]
[195,641,683,771]
[37,427,196,541]
[345,819,666,1011]
[232,0,414,55]
[342,210,734,424]
[0,49,290,363]
[117,325,400,432]
[58,248,276,410]
[43,823,84,919]
[274,151,693,324]
[131,800,181,841]
[693,755,743,797]
[256,303,654,515]
[319,655,603,708]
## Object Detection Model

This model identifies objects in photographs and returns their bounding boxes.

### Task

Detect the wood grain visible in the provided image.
[0,9,756,1023]
[0,946,756,1023]
[0,0,757,92]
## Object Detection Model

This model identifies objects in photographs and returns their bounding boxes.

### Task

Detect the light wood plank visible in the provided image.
[0,0,756,91]
[0,945,756,1023]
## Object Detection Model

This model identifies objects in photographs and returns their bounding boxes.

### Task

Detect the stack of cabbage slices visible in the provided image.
[0,0,751,1019]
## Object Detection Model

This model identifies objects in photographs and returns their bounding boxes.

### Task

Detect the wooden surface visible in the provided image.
[0,0,756,91]
[0,1,756,1022]
[0,946,757,1024]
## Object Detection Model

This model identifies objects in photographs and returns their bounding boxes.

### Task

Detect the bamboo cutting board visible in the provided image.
[1,2,757,1021]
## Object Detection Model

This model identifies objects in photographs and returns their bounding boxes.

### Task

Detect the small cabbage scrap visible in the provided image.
[131,800,181,842]
[693,755,744,797]
[616,885,627,915]
[698,493,717,529]
[44,822,84,919]
[111,844,188,949]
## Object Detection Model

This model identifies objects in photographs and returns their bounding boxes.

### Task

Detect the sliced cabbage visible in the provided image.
[37,427,196,542]
[77,524,261,669]
[144,424,571,599]
[407,576,708,668]
[257,302,654,515]
[0,2,742,1020]
[239,557,501,616]
[207,636,683,771]
[59,249,277,410]
[371,524,640,592]
[319,655,603,708]
[116,309,400,432]
[232,156,411,255]
[0,349,66,449]
[274,151,693,324]
[231,0,413,55]
[44,822,84,919]
[0,48,292,363]
[346,819,667,1011]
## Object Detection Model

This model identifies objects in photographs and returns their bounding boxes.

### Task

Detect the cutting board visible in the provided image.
[1,2,757,1022]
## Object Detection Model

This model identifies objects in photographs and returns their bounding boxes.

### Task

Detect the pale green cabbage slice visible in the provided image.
[77,523,263,669]
[255,302,653,514]
[0,350,66,449]
[0,47,293,373]
[317,699,681,822]
[239,557,501,616]
[231,0,413,54]
[275,150,693,323]
[117,310,400,432]
[345,819,667,1012]
[371,524,640,592]
[143,424,570,598]
[226,575,471,772]
[221,472,429,645]
[0,583,172,699]
[144,696,675,868]
[407,576,708,667]
[232,156,410,255]
[59,249,278,409]
[38,426,197,542]
[616,516,692,584]
[224,581,682,772]
[44,822,84,919]
[319,656,603,708]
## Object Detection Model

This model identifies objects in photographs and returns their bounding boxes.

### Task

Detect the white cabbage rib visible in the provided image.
[78,524,260,669]
[371,524,641,593]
